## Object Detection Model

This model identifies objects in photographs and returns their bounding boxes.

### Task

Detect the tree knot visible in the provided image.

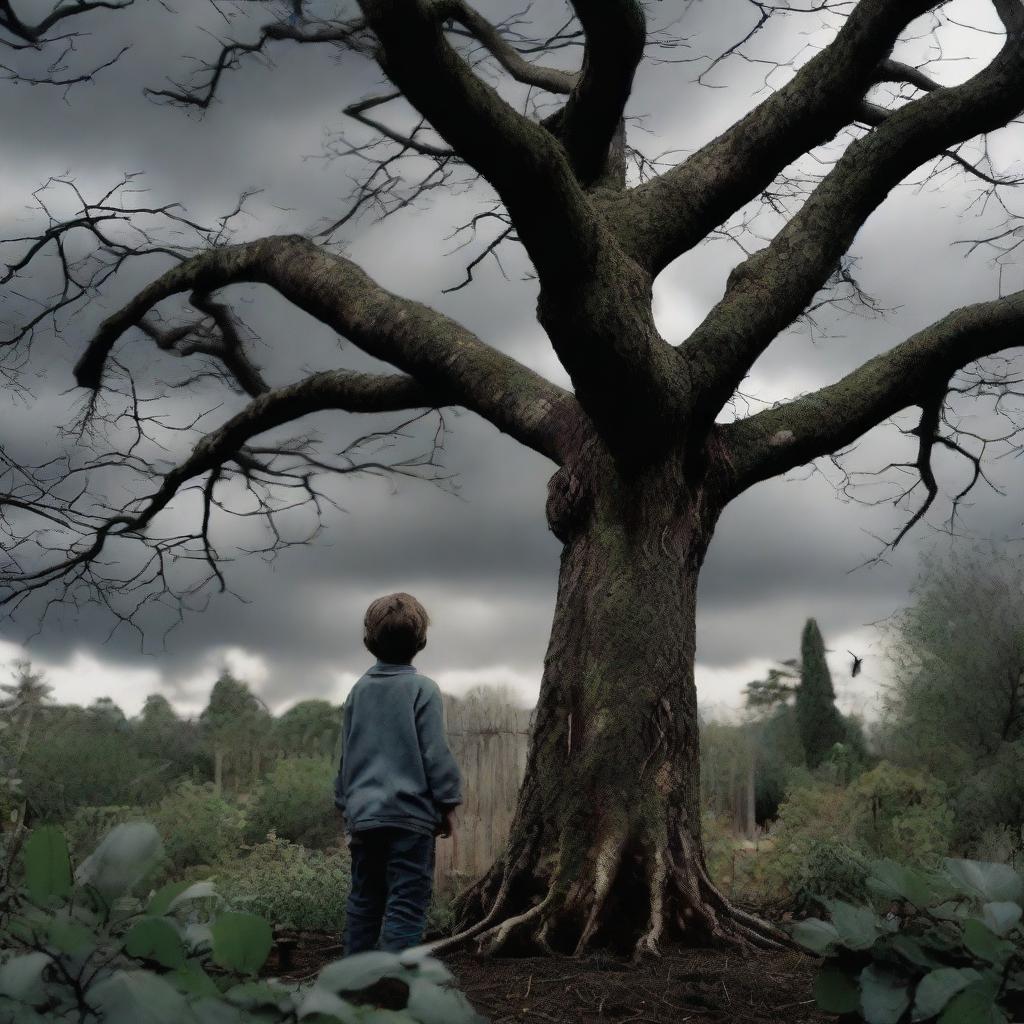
[545,465,593,543]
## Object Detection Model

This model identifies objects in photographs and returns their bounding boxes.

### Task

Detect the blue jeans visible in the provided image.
[344,827,435,954]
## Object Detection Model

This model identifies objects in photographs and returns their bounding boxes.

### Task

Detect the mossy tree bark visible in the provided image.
[439,446,779,957]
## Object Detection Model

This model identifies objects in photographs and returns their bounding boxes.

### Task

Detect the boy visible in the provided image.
[334,592,463,954]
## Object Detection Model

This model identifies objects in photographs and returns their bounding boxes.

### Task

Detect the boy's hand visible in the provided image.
[436,807,458,838]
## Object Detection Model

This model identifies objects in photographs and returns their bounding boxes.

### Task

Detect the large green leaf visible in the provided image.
[145,880,192,916]
[316,952,408,993]
[47,917,94,956]
[963,919,1016,965]
[981,901,1022,937]
[938,983,1006,1024]
[187,999,247,1024]
[89,970,190,1024]
[171,961,220,998]
[859,965,911,1024]
[869,860,944,907]
[791,917,841,955]
[124,917,186,969]
[211,912,273,976]
[826,900,881,950]
[75,823,163,899]
[814,966,860,1014]
[943,860,1023,904]
[913,968,980,1020]
[296,987,359,1021]
[225,980,294,1011]
[167,880,218,912]
[0,953,51,1005]
[184,922,214,953]
[22,827,71,904]
[888,935,942,969]
[405,978,487,1024]
[395,949,453,985]
[0,1005,51,1024]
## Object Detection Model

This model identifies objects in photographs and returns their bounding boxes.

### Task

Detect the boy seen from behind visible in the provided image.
[334,593,462,953]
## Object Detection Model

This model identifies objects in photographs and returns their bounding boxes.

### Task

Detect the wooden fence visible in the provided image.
[435,691,532,890]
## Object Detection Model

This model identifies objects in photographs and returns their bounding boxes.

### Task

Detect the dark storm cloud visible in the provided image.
[2,0,1022,714]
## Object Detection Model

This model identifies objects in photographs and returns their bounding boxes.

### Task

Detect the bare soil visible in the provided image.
[265,932,831,1023]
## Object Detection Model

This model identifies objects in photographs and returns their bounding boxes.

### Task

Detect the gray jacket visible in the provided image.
[333,661,463,836]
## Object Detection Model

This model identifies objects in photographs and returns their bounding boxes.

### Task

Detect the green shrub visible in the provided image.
[62,804,145,862]
[761,772,858,900]
[0,823,484,1023]
[850,762,953,867]
[953,741,1024,849]
[244,756,338,850]
[968,824,1024,872]
[702,810,738,886]
[150,781,245,875]
[214,834,350,933]
[763,762,954,905]
[788,838,871,911]
[792,856,1024,1024]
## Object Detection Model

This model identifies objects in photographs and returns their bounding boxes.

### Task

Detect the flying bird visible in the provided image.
[848,651,863,678]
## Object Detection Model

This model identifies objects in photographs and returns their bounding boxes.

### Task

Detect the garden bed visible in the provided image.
[264,932,829,1023]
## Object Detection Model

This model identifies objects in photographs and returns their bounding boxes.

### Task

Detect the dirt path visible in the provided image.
[267,934,830,1023]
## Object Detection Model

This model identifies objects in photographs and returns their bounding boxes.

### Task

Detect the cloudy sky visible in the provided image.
[2,0,1023,721]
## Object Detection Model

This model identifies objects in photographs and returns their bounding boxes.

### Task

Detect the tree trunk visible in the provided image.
[213,748,225,796]
[440,451,782,958]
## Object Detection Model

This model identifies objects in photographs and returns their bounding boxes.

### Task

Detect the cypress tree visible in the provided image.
[795,618,847,768]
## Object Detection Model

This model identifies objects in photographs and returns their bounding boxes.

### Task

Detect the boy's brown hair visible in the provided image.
[363,592,430,664]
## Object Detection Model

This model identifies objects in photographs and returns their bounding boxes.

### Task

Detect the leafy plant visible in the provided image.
[63,805,146,863]
[149,781,245,876]
[0,823,486,1023]
[244,757,338,851]
[213,834,350,933]
[792,856,1024,1023]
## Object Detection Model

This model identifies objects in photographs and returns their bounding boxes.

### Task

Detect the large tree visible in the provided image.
[880,546,1024,785]
[3,0,1024,957]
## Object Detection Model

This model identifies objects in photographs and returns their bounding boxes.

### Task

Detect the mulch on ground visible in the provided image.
[265,933,830,1024]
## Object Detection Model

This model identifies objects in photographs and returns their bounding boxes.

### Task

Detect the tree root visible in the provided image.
[428,823,793,960]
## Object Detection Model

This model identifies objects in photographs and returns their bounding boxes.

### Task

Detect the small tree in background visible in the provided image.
[199,671,272,794]
[880,545,1024,847]
[133,694,208,785]
[0,660,53,766]
[244,757,338,850]
[796,619,848,770]
[273,700,342,760]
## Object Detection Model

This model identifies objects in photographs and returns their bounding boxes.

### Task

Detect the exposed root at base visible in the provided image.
[427,826,792,961]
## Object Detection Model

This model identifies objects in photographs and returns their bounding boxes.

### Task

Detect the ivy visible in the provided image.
[792,857,1024,1024]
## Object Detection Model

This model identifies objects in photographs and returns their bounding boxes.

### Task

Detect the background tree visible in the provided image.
[20,703,165,819]
[273,700,343,760]
[795,619,848,769]
[878,544,1024,845]
[0,660,53,767]
[3,0,1024,956]
[199,671,273,795]
[0,660,53,830]
[132,694,207,783]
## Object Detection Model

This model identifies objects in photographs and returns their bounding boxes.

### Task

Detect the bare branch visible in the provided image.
[438,0,577,95]
[606,0,939,275]
[73,234,587,464]
[681,20,1024,426]
[719,287,1024,495]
